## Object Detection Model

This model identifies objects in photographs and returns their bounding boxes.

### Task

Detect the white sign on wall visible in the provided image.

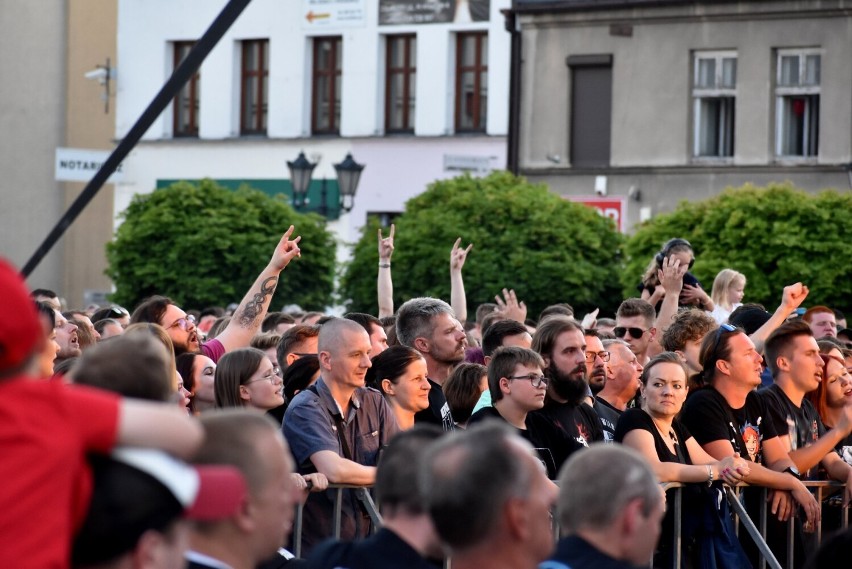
[55,147,124,183]
[302,0,366,28]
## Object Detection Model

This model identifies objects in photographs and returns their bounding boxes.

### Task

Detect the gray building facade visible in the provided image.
[508,0,852,230]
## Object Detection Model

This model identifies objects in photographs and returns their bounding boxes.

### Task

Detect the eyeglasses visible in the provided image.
[614,327,647,339]
[167,315,196,331]
[585,351,611,363]
[245,367,282,385]
[506,374,548,388]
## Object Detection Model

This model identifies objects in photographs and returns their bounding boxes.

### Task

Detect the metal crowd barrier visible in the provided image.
[291,483,381,559]
[289,480,847,566]
[661,480,849,569]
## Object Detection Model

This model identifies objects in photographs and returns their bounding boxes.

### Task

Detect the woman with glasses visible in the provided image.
[214,347,284,410]
[615,352,750,568]
[366,345,430,430]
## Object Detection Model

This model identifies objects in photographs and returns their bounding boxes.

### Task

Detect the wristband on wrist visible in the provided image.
[707,465,714,487]
[378,262,391,268]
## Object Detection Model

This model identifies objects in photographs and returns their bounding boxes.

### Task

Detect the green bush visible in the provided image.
[623,183,852,311]
[340,171,625,319]
[106,180,336,311]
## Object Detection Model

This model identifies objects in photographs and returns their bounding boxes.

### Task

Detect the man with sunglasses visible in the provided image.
[614,298,657,365]
[681,323,820,568]
[130,226,302,362]
[469,346,575,478]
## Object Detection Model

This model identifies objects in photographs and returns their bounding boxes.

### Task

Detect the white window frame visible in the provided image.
[774,48,822,159]
[692,51,737,160]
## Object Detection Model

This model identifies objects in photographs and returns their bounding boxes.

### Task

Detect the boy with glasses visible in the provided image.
[469,346,572,478]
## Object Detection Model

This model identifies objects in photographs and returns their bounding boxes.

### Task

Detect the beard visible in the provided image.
[588,367,606,394]
[172,331,201,357]
[547,360,589,406]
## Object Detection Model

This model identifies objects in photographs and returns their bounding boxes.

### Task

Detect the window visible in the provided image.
[240,39,268,135]
[692,52,736,158]
[455,32,488,133]
[775,50,820,158]
[173,41,200,137]
[385,35,416,133]
[312,37,342,134]
[567,54,612,167]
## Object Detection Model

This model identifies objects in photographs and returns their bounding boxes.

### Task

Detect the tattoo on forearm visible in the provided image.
[238,277,278,328]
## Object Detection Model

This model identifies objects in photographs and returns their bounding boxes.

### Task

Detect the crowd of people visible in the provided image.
[3,226,852,569]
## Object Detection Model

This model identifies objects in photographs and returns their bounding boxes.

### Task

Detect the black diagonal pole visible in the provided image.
[22,0,253,277]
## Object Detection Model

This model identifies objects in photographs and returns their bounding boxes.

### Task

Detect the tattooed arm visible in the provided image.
[215,226,302,353]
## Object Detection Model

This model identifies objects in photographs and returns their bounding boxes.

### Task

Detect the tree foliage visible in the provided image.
[106,180,336,311]
[623,182,852,312]
[340,171,625,319]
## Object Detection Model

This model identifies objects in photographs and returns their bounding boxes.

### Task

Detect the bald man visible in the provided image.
[283,318,399,553]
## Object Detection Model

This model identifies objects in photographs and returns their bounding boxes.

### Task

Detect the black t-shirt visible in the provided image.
[593,397,622,443]
[681,387,779,464]
[414,378,455,432]
[614,408,703,567]
[836,431,852,465]
[758,384,825,479]
[614,408,693,464]
[468,406,568,478]
[530,399,604,471]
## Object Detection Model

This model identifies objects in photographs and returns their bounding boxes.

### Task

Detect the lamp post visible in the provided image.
[287,151,364,218]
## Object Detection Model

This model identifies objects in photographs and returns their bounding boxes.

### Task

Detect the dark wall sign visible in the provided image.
[379,0,489,25]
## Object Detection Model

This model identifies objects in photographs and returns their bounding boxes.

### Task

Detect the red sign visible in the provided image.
[567,196,626,232]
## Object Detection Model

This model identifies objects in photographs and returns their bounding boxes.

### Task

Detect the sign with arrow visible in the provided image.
[302,0,365,28]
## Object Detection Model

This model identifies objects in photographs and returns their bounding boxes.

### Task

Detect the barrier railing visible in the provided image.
[660,480,849,569]
[291,480,847,566]
[291,484,381,559]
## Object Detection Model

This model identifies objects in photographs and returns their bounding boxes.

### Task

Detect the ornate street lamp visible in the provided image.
[334,153,365,213]
[286,151,317,209]
[287,151,364,217]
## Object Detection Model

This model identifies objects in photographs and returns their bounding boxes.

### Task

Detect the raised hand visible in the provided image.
[270,225,302,271]
[657,255,687,296]
[378,224,395,262]
[495,288,527,323]
[450,238,473,272]
[781,282,809,312]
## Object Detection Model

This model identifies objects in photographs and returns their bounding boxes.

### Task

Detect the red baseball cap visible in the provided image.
[0,258,43,372]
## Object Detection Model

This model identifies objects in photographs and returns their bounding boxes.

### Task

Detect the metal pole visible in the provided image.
[21,0,254,277]
[320,177,328,218]
[725,487,782,569]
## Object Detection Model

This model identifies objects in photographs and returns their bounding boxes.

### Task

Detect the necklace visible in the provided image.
[649,415,679,447]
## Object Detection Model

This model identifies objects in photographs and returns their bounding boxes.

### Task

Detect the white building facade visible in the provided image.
[115,0,510,249]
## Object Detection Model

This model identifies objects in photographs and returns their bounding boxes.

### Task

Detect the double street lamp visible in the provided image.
[287,151,365,217]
